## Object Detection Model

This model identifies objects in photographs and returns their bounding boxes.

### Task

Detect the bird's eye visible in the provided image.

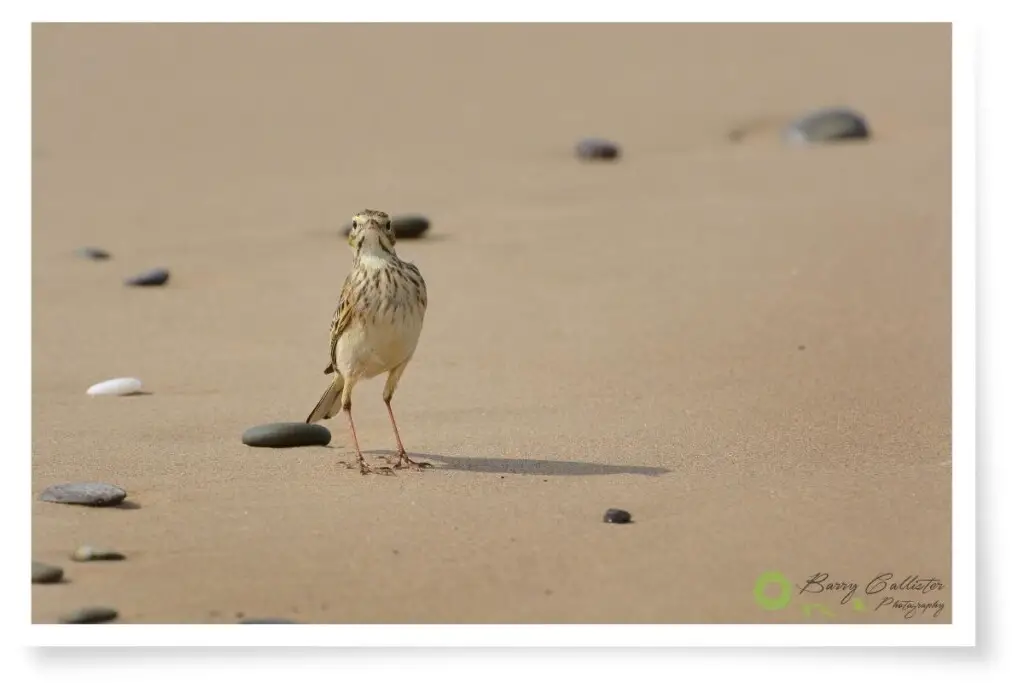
[351,220,357,230]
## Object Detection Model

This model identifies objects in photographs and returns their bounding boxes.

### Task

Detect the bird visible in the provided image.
[305,209,430,475]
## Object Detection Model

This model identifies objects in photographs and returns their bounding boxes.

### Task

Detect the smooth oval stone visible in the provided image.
[125,267,170,287]
[784,107,870,144]
[603,508,632,524]
[72,546,126,562]
[238,617,300,624]
[575,138,620,160]
[40,482,127,507]
[86,377,143,396]
[242,422,332,448]
[32,561,64,584]
[59,606,118,624]
[76,246,111,260]
[340,214,431,240]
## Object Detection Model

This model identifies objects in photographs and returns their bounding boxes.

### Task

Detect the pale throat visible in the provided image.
[353,234,396,268]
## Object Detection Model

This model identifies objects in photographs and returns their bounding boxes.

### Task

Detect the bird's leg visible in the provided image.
[384,398,431,469]
[343,403,394,476]
[382,364,431,470]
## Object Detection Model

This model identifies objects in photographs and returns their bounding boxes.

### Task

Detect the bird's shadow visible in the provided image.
[364,450,670,477]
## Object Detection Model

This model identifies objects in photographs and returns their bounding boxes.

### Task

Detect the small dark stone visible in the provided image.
[59,606,119,624]
[124,267,170,287]
[575,138,620,161]
[798,345,806,351]
[603,508,632,524]
[341,214,431,240]
[40,482,127,507]
[238,617,300,624]
[72,545,126,562]
[76,247,110,260]
[784,107,870,144]
[32,561,64,584]
[242,422,332,448]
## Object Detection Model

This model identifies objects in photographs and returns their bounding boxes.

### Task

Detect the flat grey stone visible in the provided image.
[124,267,170,287]
[784,107,870,144]
[575,138,620,160]
[59,606,118,624]
[242,422,332,448]
[238,617,300,624]
[76,247,110,260]
[603,508,632,524]
[71,545,126,562]
[40,482,127,507]
[32,561,64,584]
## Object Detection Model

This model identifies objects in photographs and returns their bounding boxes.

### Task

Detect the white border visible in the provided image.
[12,2,980,657]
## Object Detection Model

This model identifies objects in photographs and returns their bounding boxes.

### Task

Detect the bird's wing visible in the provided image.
[325,271,360,374]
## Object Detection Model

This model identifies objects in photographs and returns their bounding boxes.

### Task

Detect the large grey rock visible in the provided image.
[242,422,332,448]
[40,482,127,507]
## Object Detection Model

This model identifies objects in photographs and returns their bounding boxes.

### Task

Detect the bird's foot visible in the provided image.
[391,451,434,471]
[342,459,395,476]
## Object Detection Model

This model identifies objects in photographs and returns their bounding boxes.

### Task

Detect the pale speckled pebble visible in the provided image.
[32,561,64,584]
[40,482,127,507]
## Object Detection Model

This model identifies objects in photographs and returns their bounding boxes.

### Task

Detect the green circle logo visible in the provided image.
[753,571,792,611]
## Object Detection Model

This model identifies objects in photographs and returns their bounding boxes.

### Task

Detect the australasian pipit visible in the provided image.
[305,209,430,476]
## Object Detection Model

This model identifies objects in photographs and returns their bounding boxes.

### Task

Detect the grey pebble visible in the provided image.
[76,247,111,260]
[341,214,431,240]
[72,545,126,562]
[32,561,64,584]
[124,267,170,287]
[238,617,300,624]
[242,422,332,448]
[575,138,620,160]
[603,508,633,524]
[59,606,119,624]
[40,482,127,507]
[784,107,870,144]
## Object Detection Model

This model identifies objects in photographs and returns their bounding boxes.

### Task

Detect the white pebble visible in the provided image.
[86,377,144,396]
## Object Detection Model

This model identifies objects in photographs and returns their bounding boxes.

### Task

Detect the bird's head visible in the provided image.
[347,209,397,258]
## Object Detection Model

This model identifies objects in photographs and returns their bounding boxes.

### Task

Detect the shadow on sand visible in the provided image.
[365,450,670,477]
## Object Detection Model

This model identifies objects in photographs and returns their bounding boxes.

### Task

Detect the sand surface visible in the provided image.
[32,23,952,624]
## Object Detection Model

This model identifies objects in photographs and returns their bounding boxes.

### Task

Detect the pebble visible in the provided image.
[32,561,64,584]
[341,214,431,240]
[86,377,144,396]
[242,422,332,448]
[603,508,633,524]
[76,247,111,260]
[238,617,300,624]
[124,267,170,287]
[575,138,620,160]
[71,546,126,562]
[784,107,870,144]
[59,606,119,624]
[40,482,127,507]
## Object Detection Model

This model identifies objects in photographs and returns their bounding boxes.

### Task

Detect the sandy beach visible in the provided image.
[31,23,951,624]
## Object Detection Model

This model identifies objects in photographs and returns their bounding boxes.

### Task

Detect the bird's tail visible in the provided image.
[305,375,345,424]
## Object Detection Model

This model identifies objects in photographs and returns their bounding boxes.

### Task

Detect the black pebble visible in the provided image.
[76,247,110,260]
[40,482,127,507]
[575,138,620,161]
[242,422,332,448]
[238,617,300,624]
[125,267,170,287]
[59,606,119,624]
[603,508,632,524]
[784,107,870,144]
[341,214,431,240]
[32,561,64,584]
